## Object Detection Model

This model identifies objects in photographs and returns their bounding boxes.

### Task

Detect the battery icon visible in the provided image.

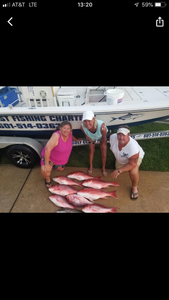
[155,2,167,7]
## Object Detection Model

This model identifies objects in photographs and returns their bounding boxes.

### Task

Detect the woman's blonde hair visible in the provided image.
[93,118,98,129]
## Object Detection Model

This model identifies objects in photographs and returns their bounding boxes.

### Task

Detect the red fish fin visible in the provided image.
[110,191,118,199]
[73,206,80,210]
[110,207,117,213]
[111,182,119,186]
[77,182,84,187]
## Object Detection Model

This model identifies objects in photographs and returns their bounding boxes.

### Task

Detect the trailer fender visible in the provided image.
[0,136,43,156]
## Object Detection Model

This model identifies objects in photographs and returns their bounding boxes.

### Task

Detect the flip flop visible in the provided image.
[102,171,107,177]
[45,180,52,189]
[130,190,139,200]
[87,169,93,175]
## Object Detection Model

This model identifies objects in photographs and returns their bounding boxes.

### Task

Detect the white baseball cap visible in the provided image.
[117,128,130,135]
[82,111,94,121]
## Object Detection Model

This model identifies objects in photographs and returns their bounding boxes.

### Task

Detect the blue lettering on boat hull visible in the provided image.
[0,114,83,135]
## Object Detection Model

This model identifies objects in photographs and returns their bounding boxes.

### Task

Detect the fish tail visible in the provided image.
[110,191,118,199]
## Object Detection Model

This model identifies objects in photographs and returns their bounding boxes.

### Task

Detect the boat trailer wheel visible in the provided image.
[6,145,40,168]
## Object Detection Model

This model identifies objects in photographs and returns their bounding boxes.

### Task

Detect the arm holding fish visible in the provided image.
[111,153,139,178]
[44,132,59,172]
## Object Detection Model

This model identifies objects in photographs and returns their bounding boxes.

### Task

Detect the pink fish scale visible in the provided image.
[49,184,78,196]
[66,194,93,207]
[67,171,101,181]
[77,188,118,201]
[52,176,82,187]
[49,195,75,209]
[82,179,119,189]
[82,204,117,213]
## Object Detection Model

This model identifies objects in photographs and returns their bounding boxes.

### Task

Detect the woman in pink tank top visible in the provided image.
[41,121,80,188]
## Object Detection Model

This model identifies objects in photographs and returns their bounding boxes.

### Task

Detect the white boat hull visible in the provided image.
[0,86,169,138]
[0,107,169,138]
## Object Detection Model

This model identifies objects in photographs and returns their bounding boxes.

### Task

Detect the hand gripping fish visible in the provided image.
[52,176,82,187]
[82,204,117,213]
[49,184,78,196]
[67,171,101,181]
[77,188,117,201]
[82,179,119,189]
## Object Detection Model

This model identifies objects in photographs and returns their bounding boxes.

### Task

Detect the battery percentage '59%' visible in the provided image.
[142,2,153,7]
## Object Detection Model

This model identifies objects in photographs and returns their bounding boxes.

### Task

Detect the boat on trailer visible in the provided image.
[0,86,169,138]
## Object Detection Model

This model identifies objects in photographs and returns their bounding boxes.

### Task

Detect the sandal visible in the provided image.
[130,189,139,200]
[102,171,107,177]
[87,169,93,175]
[45,180,52,189]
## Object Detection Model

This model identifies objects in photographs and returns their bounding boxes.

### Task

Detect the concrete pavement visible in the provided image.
[0,164,169,213]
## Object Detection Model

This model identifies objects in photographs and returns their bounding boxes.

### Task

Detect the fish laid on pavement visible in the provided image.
[52,176,82,187]
[77,188,117,201]
[49,195,75,209]
[56,208,83,213]
[82,204,117,213]
[66,194,93,207]
[67,171,101,181]
[82,179,119,189]
[49,184,78,196]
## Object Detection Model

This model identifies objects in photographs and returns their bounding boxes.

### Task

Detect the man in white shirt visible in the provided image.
[110,125,145,200]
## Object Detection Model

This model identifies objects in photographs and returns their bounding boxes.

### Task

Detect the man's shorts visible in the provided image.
[115,157,143,169]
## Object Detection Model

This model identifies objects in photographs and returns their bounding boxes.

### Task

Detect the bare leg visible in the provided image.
[88,143,95,174]
[41,165,53,187]
[129,165,139,199]
[100,141,107,176]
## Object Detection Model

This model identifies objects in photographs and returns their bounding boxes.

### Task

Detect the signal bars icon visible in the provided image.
[2,2,11,7]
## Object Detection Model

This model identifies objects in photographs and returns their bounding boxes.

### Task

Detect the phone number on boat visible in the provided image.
[0,114,83,130]
[0,123,60,129]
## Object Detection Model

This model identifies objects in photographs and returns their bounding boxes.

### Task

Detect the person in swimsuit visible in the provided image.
[41,121,80,188]
[80,110,108,177]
